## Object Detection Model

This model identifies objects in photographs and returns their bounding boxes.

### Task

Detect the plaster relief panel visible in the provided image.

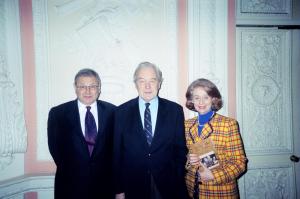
[0,57,26,170]
[237,28,292,154]
[0,0,27,172]
[236,0,293,23]
[240,0,291,14]
[188,0,228,116]
[245,167,294,199]
[33,0,178,160]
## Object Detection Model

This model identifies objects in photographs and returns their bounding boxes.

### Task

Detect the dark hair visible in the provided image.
[74,68,101,86]
[185,78,223,112]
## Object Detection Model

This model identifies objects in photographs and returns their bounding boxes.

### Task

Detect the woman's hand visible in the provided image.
[198,162,214,182]
[188,153,200,166]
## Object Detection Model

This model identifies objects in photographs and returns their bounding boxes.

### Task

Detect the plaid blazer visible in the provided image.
[185,113,247,199]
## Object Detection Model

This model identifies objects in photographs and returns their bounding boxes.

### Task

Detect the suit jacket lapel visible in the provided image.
[66,100,85,139]
[151,98,168,148]
[130,97,150,148]
[188,118,199,143]
[67,100,96,157]
[96,101,104,138]
[92,101,106,155]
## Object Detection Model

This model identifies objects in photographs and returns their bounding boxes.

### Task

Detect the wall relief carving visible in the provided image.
[239,30,292,154]
[240,0,291,14]
[251,76,279,106]
[188,0,228,115]
[245,167,293,199]
[33,0,178,160]
[0,56,27,170]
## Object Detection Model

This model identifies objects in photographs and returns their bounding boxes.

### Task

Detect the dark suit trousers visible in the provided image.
[151,175,163,199]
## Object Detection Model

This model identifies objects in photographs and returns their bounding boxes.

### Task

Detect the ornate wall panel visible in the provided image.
[239,0,291,15]
[236,28,298,198]
[0,0,27,175]
[188,0,228,116]
[236,0,300,25]
[32,0,178,160]
[0,174,54,199]
[237,28,292,154]
[245,167,295,199]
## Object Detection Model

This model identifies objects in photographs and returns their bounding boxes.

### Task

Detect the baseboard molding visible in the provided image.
[0,174,54,198]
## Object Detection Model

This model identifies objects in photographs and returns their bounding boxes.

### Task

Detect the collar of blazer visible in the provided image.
[188,113,219,142]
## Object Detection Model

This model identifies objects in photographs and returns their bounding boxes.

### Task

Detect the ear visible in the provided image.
[158,81,163,90]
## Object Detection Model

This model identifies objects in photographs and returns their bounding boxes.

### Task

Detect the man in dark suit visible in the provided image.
[113,62,189,199]
[47,68,115,199]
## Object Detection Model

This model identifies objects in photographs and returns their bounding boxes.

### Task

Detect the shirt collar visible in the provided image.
[77,100,97,111]
[138,96,158,107]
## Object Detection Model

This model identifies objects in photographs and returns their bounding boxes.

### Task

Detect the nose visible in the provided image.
[199,98,204,104]
[85,87,92,93]
[145,82,151,88]
[195,97,204,104]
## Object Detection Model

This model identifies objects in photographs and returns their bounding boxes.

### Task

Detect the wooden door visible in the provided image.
[236,27,300,199]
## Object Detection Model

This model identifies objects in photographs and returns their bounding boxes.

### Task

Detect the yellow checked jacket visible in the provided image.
[185,113,247,199]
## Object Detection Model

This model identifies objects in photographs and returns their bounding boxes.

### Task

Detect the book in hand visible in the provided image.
[199,151,219,170]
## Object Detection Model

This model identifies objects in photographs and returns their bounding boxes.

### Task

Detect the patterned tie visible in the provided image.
[85,106,97,155]
[193,167,200,199]
[144,103,153,145]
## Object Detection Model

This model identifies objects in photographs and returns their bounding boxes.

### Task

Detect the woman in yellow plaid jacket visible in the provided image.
[184,78,247,199]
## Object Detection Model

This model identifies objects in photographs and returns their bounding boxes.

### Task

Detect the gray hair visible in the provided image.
[74,68,101,86]
[133,62,163,84]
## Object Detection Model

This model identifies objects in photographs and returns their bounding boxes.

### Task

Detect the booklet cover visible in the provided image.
[199,151,219,170]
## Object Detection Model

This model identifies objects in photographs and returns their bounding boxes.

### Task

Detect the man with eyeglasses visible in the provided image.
[47,68,116,199]
[113,62,189,199]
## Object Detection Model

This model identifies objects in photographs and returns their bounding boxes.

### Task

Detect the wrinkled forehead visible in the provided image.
[75,75,100,85]
[136,67,157,79]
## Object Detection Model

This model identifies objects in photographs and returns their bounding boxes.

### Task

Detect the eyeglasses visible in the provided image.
[76,85,99,91]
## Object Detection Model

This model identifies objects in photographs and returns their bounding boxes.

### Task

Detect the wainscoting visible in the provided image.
[0,174,54,199]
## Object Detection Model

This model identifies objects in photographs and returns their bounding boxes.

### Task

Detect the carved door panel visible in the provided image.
[236,28,300,199]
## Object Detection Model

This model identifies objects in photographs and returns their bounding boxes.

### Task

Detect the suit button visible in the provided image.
[148,153,151,157]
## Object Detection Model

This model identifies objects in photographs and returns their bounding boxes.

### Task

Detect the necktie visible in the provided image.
[193,167,200,199]
[85,106,97,155]
[144,103,153,145]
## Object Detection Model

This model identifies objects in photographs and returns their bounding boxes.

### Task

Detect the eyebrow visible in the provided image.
[137,77,157,80]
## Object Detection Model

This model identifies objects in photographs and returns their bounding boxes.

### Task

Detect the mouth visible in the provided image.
[197,106,206,109]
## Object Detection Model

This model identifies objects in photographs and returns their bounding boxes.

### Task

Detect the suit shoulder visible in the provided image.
[49,100,75,112]
[212,113,238,126]
[116,98,137,110]
[98,100,116,109]
[159,97,183,109]
[184,116,197,128]
[185,116,197,124]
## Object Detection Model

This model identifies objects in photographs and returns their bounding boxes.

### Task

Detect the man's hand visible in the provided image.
[115,193,125,199]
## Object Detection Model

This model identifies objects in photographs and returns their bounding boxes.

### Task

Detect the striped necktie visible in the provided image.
[85,106,97,155]
[144,103,153,145]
